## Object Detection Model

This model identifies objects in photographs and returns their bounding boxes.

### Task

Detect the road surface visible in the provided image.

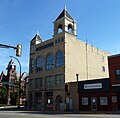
[0,110,120,118]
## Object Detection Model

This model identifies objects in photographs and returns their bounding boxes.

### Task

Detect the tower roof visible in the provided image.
[7,59,16,70]
[31,33,43,42]
[55,7,74,21]
[8,59,16,66]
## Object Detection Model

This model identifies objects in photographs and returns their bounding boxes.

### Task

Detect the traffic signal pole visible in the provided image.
[0,44,17,49]
[0,43,22,57]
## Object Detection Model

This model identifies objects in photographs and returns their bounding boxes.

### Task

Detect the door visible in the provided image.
[91,97,97,111]
[117,93,120,110]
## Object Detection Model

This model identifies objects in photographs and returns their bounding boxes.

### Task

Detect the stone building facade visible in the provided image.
[28,7,110,110]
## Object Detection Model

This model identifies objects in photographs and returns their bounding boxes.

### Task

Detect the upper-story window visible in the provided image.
[45,76,54,87]
[116,69,120,80]
[55,74,64,85]
[101,56,105,62]
[56,51,64,67]
[30,59,34,73]
[68,24,73,33]
[46,53,54,70]
[58,24,63,33]
[29,79,34,89]
[35,78,42,88]
[61,37,64,42]
[102,66,105,72]
[36,56,43,72]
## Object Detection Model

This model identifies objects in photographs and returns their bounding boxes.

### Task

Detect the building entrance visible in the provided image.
[91,97,97,111]
[117,93,120,110]
[55,95,62,111]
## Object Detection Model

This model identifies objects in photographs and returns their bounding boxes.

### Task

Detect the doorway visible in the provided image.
[91,97,97,111]
[117,93,120,110]
[55,95,62,111]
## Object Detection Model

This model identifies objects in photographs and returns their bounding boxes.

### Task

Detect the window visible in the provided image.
[58,38,60,43]
[61,37,64,42]
[102,66,105,72]
[81,97,88,105]
[36,93,42,104]
[55,74,64,85]
[58,24,62,33]
[55,40,58,44]
[46,92,53,109]
[29,79,34,89]
[101,56,105,62]
[36,56,43,71]
[30,59,34,73]
[36,43,54,51]
[46,76,54,87]
[56,51,64,67]
[100,97,108,105]
[46,54,54,70]
[116,69,120,80]
[68,24,73,33]
[35,78,42,88]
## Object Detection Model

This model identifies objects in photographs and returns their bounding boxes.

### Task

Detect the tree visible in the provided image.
[10,92,18,105]
[0,86,8,104]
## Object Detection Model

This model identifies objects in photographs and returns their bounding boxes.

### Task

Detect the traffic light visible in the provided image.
[16,44,22,57]
[65,83,70,96]
[65,83,70,92]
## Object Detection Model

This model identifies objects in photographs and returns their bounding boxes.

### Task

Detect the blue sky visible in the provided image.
[0,0,120,73]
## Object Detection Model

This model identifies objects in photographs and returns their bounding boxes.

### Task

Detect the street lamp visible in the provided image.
[76,74,79,110]
[10,56,21,109]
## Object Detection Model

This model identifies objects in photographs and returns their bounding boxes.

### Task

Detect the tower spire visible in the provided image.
[64,5,66,11]
[37,30,39,35]
[64,5,67,17]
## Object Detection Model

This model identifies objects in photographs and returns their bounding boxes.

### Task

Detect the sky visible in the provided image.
[0,0,120,73]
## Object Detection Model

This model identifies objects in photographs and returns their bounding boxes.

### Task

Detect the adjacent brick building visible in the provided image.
[108,54,120,110]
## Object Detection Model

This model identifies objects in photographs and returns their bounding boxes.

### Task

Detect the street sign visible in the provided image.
[2,82,14,84]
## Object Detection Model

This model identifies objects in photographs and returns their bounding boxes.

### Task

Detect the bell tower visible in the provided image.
[53,6,77,36]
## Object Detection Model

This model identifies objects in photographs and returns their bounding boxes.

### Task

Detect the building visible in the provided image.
[67,54,120,111]
[29,7,110,110]
[0,59,27,105]
[108,54,120,110]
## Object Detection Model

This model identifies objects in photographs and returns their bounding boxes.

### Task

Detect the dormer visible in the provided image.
[30,33,43,47]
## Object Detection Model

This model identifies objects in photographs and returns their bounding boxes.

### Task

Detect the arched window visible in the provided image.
[36,56,43,71]
[46,53,54,70]
[56,51,64,67]
[68,24,73,33]
[57,24,63,33]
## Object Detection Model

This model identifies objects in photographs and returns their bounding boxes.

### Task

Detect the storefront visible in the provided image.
[78,78,116,111]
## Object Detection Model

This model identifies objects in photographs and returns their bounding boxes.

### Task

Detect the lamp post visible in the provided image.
[10,56,21,109]
[76,74,79,110]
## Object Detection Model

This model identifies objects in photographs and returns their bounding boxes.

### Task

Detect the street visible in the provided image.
[0,110,120,118]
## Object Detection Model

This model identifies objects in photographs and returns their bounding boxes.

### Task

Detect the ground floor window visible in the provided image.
[81,97,88,105]
[45,92,53,109]
[100,97,108,105]
[36,93,42,105]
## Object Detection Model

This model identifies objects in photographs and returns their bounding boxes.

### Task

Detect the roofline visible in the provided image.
[108,53,120,58]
